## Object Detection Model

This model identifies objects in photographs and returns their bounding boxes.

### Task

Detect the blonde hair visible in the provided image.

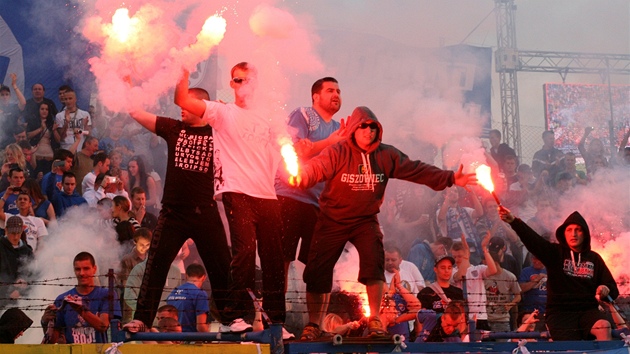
[4,144,26,170]
[322,313,345,333]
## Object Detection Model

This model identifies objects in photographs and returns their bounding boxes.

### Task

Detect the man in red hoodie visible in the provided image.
[291,106,476,340]
[499,206,618,340]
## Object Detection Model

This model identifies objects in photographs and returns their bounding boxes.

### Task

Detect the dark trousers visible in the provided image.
[278,196,319,264]
[134,203,232,326]
[222,192,286,323]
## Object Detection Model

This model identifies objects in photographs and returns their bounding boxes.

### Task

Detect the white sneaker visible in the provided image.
[219,318,253,333]
[282,327,295,340]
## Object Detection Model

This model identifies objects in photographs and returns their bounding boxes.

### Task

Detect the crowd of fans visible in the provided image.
[0,74,629,344]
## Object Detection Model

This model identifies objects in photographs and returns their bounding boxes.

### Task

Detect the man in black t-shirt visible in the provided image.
[417,255,464,313]
[124,88,232,331]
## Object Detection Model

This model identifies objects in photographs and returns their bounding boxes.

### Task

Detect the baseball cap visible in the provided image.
[6,216,24,234]
[434,254,455,267]
[488,236,506,253]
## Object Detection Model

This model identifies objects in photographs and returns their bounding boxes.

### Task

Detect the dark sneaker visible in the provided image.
[122,319,147,333]
[299,323,322,341]
[367,316,387,337]
[219,318,253,333]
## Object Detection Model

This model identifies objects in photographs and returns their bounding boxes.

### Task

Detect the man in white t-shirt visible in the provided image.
[81,152,110,194]
[450,233,496,331]
[384,243,424,295]
[8,191,48,252]
[54,89,91,150]
[174,63,285,332]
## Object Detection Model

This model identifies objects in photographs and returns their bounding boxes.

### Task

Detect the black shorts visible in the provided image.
[545,308,612,340]
[303,214,385,293]
[278,196,319,264]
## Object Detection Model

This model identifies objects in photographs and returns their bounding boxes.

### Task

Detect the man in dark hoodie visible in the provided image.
[290,106,476,340]
[499,206,618,340]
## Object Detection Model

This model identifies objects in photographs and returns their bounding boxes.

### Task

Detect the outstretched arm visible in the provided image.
[453,164,477,189]
[174,69,206,118]
[128,110,157,134]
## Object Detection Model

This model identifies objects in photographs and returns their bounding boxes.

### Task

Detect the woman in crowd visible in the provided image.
[111,195,139,246]
[109,150,129,190]
[22,178,56,228]
[127,156,158,214]
[27,102,58,176]
[0,144,28,191]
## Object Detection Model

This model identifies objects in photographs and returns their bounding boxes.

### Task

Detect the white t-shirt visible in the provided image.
[385,268,420,296]
[55,109,91,150]
[451,264,490,320]
[82,172,97,194]
[202,101,281,199]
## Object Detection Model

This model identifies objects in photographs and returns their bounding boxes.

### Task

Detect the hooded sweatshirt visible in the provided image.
[300,106,455,224]
[0,308,33,343]
[508,211,618,313]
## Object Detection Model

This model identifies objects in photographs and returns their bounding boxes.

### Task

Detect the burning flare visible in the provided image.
[110,8,138,44]
[280,142,299,177]
[475,164,502,205]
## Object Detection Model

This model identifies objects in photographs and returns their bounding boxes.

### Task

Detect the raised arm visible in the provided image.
[174,69,206,118]
[10,74,26,110]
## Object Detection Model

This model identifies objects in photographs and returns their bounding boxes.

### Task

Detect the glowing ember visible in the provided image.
[475,164,494,192]
[360,293,370,317]
[281,143,299,177]
[110,8,137,43]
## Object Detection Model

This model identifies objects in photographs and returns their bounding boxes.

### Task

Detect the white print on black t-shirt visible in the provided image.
[563,259,595,278]
[174,130,212,173]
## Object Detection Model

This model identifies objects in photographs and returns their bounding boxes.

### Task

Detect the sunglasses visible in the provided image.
[359,122,378,130]
[232,77,248,84]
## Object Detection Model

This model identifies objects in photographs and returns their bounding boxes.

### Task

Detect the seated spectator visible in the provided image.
[156,304,179,322]
[51,172,87,217]
[414,300,467,343]
[44,252,121,344]
[560,152,587,186]
[0,308,33,343]
[166,264,210,332]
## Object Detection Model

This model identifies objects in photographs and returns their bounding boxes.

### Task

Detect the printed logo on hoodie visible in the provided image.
[340,163,385,191]
[563,259,595,278]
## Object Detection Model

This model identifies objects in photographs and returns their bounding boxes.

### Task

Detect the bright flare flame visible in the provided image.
[199,15,227,43]
[361,293,370,318]
[281,143,299,177]
[110,8,137,43]
[475,164,495,193]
